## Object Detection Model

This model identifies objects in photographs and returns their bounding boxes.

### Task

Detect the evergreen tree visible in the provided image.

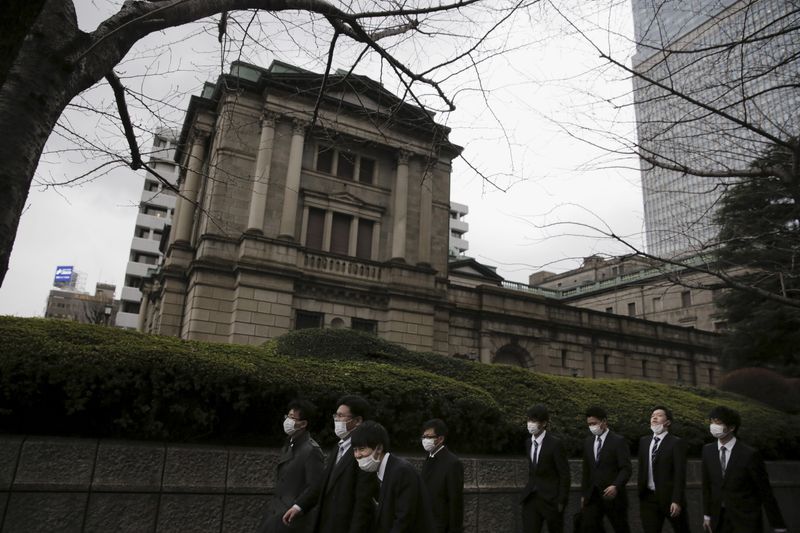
[715,141,800,375]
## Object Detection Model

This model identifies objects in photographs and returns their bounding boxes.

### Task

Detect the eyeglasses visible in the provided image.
[332,413,353,421]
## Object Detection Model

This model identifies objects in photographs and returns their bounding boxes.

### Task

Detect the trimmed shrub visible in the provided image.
[720,367,800,414]
[1,318,799,458]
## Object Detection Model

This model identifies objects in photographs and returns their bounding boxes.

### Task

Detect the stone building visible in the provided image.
[141,61,719,386]
[524,254,727,332]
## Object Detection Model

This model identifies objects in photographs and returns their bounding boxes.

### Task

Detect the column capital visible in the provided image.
[398,149,413,164]
[292,118,309,136]
[260,110,281,127]
[191,126,211,141]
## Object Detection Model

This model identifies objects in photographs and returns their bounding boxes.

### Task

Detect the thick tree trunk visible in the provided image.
[0,2,88,287]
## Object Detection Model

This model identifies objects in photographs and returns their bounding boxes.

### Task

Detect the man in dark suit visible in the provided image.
[580,405,632,533]
[420,418,464,533]
[521,405,570,533]
[283,395,378,533]
[351,420,435,533]
[636,406,689,533]
[701,405,787,533]
[259,399,325,533]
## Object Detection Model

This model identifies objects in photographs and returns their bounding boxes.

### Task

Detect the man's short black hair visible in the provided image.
[337,395,371,420]
[526,405,550,423]
[585,405,608,420]
[709,405,741,433]
[422,418,448,438]
[288,399,316,421]
[651,405,673,422]
[350,420,390,451]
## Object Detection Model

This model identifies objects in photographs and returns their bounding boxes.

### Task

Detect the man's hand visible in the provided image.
[702,517,712,532]
[669,502,682,517]
[602,485,618,499]
[283,507,302,525]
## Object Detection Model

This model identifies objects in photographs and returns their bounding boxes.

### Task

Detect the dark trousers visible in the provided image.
[639,490,690,533]
[581,490,630,533]
[522,494,564,533]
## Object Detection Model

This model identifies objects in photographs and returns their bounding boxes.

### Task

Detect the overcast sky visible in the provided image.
[0,0,643,317]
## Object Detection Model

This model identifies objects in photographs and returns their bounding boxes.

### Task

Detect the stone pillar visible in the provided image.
[418,170,433,265]
[371,222,381,261]
[348,216,359,256]
[246,111,278,233]
[391,150,411,260]
[278,119,307,239]
[173,130,208,245]
[322,210,333,252]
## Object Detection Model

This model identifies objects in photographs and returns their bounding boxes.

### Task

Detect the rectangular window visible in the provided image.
[627,302,636,316]
[316,146,334,173]
[642,359,648,377]
[359,157,375,184]
[306,208,325,251]
[356,219,374,259]
[681,290,692,308]
[330,213,352,255]
[296,310,323,330]
[652,297,661,311]
[676,364,683,382]
[561,349,567,368]
[337,151,356,180]
[603,354,610,373]
[125,275,142,289]
[352,318,378,334]
[145,180,159,192]
[135,226,149,238]
[122,301,141,314]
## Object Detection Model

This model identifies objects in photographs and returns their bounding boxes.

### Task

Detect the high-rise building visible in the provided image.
[448,201,469,257]
[115,128,180,329]
[631,0,799,256]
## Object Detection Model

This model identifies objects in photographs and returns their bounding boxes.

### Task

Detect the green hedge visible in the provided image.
[1,318,798,458]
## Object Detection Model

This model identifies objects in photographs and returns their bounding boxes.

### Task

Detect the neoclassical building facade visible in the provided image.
[141,61,719,386]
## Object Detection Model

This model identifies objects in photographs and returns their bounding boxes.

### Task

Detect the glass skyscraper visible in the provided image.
[631,0,799,256]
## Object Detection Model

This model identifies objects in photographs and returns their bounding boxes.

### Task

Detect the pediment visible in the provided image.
[327,90,394,115]
[329,191,366,207]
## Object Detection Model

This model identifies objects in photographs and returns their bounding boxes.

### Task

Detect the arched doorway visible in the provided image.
[493,343,531,368]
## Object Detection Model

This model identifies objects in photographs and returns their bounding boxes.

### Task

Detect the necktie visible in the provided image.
[720,446,727,476]
[336,441,345,463]
[595,435,602,462]
[651,436,660,465]
[532,439,539,465]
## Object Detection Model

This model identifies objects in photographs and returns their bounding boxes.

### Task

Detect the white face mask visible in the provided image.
[334,420,350,439]
[589,424,604,436]
[527,422,541,435]
[651,424,665,435]
[284,417,299,436]
[421,438,438,453]
[357,452,381,472]
[710,423,728,439]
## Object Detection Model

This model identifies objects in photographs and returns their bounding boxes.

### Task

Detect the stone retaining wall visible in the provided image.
[1,436,797,532]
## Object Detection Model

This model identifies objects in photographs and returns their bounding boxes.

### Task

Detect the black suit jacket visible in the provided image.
[375,454,435,533]
[295,441,378,533]
[521,431,570,509]
[701,439,786,533]
[636,432,687,509]
[581,430,632,499]
[266,432,325,532]
[421,447,464,533]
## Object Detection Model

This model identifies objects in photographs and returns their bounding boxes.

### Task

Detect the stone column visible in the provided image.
[418,170,433,265]
[371,222,381,261]
[278,119,307,239]
[172,129,208,245]
[246,111,278,233]
[391,150,411,260]
[348,216,359,256]
[322,210,333,252]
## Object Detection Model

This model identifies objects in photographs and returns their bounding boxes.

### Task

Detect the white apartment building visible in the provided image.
[449,201,469,257]
[115,129,180,329]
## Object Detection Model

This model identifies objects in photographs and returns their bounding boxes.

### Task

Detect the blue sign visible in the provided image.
[54,265,74,284]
